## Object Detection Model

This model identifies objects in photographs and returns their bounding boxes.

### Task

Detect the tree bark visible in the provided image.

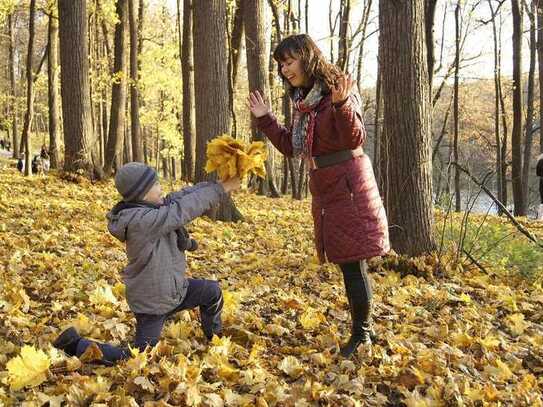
[379,0,436,255]
[58,0,96,174]
[193,0,241,221]
[104,0,129,175]
[373,61,382,183]
[8,13,19,159]
[522,0,536,209]
[129,0,143,162]
[48,7,61,169]
[181,0,196,181]
[511,0,525,215]
[425,0,437,87]
[538,1,543,153]
[453,1,461,211]
[21,0,37,176]
[489,0,503,213]
[243,0,279,197]
[337,0,351,71]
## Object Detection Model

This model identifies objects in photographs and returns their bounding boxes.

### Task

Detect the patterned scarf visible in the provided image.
[292,81,325,157]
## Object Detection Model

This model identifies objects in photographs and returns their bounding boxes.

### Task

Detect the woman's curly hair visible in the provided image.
[273,34,343,95]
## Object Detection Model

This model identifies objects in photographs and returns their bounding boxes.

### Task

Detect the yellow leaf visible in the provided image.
[6,345,51,391]
[278,356,304,378]
[299,308,326,330]
[484,358,513,382]
[451,332,474,348]
[89,284,118,306]
[505,313,529,336]
[205,135,267,181]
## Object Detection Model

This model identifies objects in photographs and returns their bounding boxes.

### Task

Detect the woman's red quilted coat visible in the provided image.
[256,93,390,264]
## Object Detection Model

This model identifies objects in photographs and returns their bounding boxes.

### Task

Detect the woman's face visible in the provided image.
[280,56,311,88]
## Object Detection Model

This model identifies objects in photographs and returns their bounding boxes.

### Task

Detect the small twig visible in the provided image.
[463,248,489,274]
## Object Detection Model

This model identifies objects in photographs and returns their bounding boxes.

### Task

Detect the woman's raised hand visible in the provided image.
[247,91,270,118]
[331,73,354,105]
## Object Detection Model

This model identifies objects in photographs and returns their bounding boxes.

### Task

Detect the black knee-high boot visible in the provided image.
[339,260,373,358]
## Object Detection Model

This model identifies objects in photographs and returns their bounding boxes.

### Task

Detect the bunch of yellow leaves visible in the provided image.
[205,135,267,181]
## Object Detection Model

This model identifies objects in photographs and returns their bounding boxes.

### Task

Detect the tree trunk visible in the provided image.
[522,0,536,210]
[511,0,525,215]
[21,0,37,176]
[181,0,196,181]
[373,62,382,183]
[453,1,461,211]
[379,0,436,255]
[538,1,543,154]
[48,8,61,169]
[59,0,96,174]
[129,0,143,162]
[355,0,373,93]
[8,13,19,159]
[337,0,351,71]
[243,0,279,197]
[227,0,244,138]
[193,0,241,221]
[489,0,503,213]
[425,0,437,87]
[104,0,129,175]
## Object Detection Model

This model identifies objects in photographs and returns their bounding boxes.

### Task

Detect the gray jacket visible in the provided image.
[106,182,226,315]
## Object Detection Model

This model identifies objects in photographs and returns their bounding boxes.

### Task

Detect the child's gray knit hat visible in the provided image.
[114,162,158,202]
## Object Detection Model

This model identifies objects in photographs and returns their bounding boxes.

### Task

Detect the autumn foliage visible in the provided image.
[0,167,542,405]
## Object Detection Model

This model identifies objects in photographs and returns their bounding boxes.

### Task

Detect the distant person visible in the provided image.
[16,155,24,173]
[537,154,543,219]
[5,140,11,151]
[0,139,4,149]
[31,155,40,174]
[40,144,49,160]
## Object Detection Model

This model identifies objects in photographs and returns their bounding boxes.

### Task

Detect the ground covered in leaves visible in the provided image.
[0,166,542,406]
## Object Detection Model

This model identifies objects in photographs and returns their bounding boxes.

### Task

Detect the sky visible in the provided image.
[163,0,528,89]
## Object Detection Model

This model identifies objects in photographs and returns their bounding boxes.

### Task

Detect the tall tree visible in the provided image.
[522,0,537,208]
[193,0,240,221]
[337,0,351,71]
[129,0,143,162]
[511,0,525,215]
[379,0,436,255]
[453,0,461,211]
[21,0,37,176]
[104,0,129,175]
[488,0,503,213]
[181,0,196,181]
[48,4,60,169]
[538,1,543,153]
[425,0,438,86]
[244,0,279,197]
[58,0,96,173]
[8,12,19,159]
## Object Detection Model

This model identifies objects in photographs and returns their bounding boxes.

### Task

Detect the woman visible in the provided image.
[247,34,389,358]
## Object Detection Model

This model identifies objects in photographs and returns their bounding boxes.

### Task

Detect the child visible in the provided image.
[53,162,240,364]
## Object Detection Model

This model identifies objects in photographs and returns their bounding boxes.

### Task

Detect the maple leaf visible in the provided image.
[205,134,267,181]
[6,345,51,391]
[278,356,304,379]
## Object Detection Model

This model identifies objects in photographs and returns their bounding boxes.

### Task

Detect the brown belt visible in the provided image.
[309,146,364,169]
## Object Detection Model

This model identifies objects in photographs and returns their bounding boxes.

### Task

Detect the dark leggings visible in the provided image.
[339,260,372,331]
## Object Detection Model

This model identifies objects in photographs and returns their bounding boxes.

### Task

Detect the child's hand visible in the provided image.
[220,177,241,193]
